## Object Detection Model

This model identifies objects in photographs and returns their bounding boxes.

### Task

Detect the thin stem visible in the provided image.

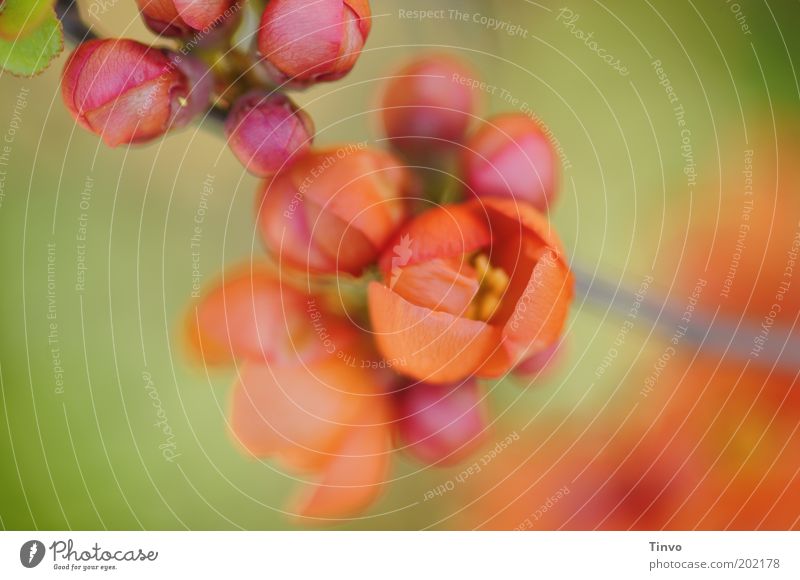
[573,264,799,370]
[55,0,95,42]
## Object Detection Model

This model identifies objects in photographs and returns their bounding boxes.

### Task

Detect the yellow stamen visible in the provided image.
[466,253,510,322]
[473,253,491,280]
[478,293,502,321]
[486,267,510,293]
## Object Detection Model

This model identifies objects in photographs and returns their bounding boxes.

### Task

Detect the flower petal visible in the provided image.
[293,148,408,252]
[381,53,479,154]
[472,199,573,370]
[174,0,234,30]
[84,76,176,146]
[257,174,339,273]
[73,39,170,114]
[474,197,566,255]
[368,281,499,383]
[500,248,573,352]
[259,0,344,80]
[390,257,479,316]
[228,359,374,467]
[289,400,391,520]
[186,265,355,365]
[378,203,490,274]
[344,0,371,37]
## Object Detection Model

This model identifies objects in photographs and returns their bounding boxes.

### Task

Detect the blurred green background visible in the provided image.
[0,0,798,529]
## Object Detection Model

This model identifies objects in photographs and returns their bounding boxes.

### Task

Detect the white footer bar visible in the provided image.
[1,531,797,579]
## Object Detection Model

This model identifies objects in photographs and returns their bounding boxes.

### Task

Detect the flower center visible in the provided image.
[466,253,510,322]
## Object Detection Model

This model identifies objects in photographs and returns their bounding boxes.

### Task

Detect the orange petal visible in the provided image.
[301,195,381,275]
[257,173,338,273]
[294,148,409,251]
[174,0,233,30]
[378,203,491,275]
[477,253,572,377]
[260,147,410,274]
[368,282,500,383]
[186,264,352,365]
[472,200,573,374]
[289,401,392,520]
[502,248,573,352]
[228,359,375,467]
[335,4,368,76]
[391,257,479,316]
[344,0,372,37]
[475,197,567,255]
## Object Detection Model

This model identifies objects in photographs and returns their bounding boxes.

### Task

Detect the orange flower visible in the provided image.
[229,360,392,520]
[187,264,393,519]
[185,264,358,366]
[368,198,573,383]
[257,146,413,275]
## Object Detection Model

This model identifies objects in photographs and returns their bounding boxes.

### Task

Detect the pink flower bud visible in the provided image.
[224,90,314,177]
[135,0,238,37]
[62,39,211,147]
[396,378,488,467]
[461,113,558,212]
[381,53,480,156]
[257,0,371,85]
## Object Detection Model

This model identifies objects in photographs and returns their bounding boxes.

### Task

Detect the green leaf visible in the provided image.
[0,0,54,39]
[0,8,62,76]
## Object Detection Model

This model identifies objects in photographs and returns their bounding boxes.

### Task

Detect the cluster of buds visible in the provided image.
[56,0,574,521]
[61,0,371,175]
[187,52,573,520]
